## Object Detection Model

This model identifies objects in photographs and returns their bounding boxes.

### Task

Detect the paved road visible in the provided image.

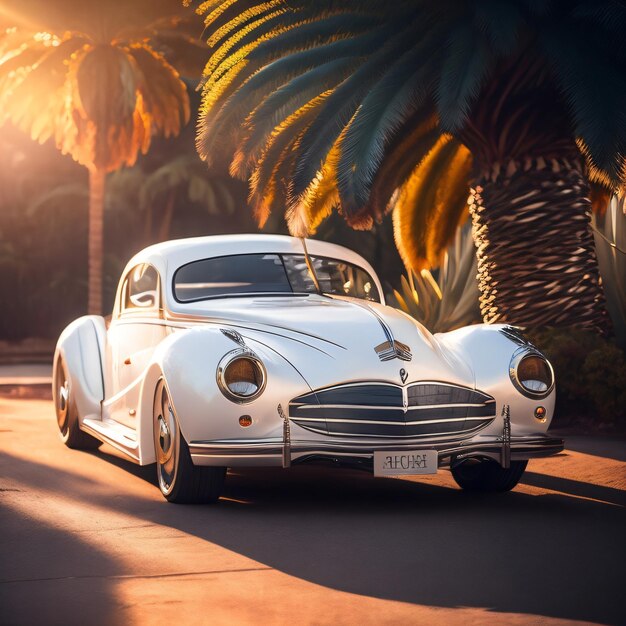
[0,363,52,386]
[1,397,625,626]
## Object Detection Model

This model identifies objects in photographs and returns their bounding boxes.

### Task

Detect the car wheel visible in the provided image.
[53,355,102,450]
[451,459,528,492]
[153,380,226,504]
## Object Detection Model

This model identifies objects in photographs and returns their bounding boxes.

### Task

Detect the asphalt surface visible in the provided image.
[0,363,52,386]
[0,396,625,626]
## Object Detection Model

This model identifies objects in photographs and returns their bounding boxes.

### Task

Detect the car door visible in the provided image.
[104,263,167,429]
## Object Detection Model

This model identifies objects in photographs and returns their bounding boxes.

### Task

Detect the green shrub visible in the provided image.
[530,328,626,428]
[388,225,481,333]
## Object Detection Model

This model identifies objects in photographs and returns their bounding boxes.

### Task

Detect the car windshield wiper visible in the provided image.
[300,238,322,295]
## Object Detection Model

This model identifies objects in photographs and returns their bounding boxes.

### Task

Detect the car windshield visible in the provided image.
[173,253,380,303]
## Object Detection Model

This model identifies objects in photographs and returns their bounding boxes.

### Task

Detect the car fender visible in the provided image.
[54,315,106,421]
[436,324,556,435]
[135,326,311,465]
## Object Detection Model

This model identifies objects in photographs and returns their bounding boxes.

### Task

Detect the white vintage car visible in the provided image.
[53,234,563,503]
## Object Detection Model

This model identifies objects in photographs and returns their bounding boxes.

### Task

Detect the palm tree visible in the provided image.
[137,154,243,245]
[190,0,626,333]
[0,18,194,314]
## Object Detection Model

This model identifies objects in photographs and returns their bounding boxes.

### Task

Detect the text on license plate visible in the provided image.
[373,450,438,476]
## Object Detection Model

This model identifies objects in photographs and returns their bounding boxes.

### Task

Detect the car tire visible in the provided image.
[451,459,528,492]
[53,354,102,450]
[153,380,226,504]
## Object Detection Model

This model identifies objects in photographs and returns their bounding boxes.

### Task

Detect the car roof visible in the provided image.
[125,234,376,278]
[115,234,384,312]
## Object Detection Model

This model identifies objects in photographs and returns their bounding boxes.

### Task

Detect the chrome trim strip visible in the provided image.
[325,422,491,439]
[292,451,373,460]
[297,379,491,393]
[291,404,405,412]
[278,403,291,468]
[312,380,404,390]
[191,438,283,447]
[292,416,489,426]
[407,403,492,411]
[293,402,491,411]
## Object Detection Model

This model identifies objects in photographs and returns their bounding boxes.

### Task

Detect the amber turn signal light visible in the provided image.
[534,406,546,421]
[239,415,253,427]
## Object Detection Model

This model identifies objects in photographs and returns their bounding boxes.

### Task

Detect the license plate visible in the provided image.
[374,450,438,476]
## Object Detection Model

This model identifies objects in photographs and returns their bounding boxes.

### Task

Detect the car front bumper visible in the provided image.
[189,432,564,470]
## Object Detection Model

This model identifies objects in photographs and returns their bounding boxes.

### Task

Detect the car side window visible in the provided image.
[310,256,380,302]
[122,264,159,313]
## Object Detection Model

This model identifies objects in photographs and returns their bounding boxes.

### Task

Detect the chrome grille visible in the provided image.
[289,381,495,438]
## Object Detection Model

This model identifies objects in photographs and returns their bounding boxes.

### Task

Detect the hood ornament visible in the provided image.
[375,340,412,362]
[399,368,408,384]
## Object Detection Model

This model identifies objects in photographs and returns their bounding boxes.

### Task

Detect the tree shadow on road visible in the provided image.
[1,449,625,626]
[522,470,626,506]
[0,499,123,626]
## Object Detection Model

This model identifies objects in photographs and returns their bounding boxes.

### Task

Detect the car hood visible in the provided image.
[171,294,475,390]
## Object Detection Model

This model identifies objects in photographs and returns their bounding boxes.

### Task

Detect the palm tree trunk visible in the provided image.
[144,203,153,247]
[157,191,176,242]
[468,156,610,333]
[87,167,105,315]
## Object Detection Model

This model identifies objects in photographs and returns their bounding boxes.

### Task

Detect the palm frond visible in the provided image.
[473,0,524,56]
[74,44,139,169]
[1,19,194,173]
[203,5,288,77]
[291,15,426,202]
[425,145,472,263]
[0,35,87,135]
[248,94,323,226]
[234,56,359,175]
[200,0,244,30]
[286,134,341,236]
[336,26,446,216]
[25,182,88,216]
[193,0,626,239]
[139,154,239,217]
[392,135,467,271]
[246,11,380,63]
[198,28,381,164]
[127,44,190,137]
[436,19,491,133]
[541,20,626,186]
[363,113,440,220]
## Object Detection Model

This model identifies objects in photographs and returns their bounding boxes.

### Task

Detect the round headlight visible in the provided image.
[218,352,266,403]
[509,349,554,399]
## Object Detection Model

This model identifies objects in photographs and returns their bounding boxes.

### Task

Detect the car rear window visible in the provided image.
[173,253,380,303]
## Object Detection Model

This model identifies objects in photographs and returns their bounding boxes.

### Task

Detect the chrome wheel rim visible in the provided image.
[154,382,179,495]
[54,359,70,434]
